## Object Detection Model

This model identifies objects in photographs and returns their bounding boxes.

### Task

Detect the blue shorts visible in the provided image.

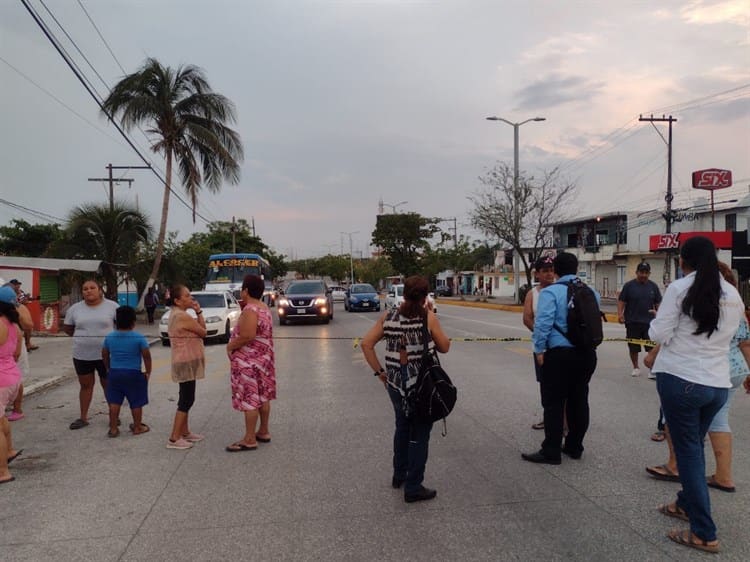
[708,386,736,433]
[105,368,148,408]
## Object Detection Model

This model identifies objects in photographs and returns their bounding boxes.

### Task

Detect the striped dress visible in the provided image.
[382,309,434,395]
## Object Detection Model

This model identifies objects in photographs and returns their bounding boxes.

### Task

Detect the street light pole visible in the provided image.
[486,115,546,303]
[382,200,408,214]
[341,231,359,284]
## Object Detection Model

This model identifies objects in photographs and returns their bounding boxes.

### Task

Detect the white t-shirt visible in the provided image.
[64,299,119,361]
[649,272,743,388]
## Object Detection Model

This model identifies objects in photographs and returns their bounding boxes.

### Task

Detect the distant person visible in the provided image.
[144,287,159,325]
[361,275,450,503]
[63,279,119,430]
[225,275,276,452]
[9,280,37,351]
[617,262,661,378]
[102,306,152,438]
[4,285,32,422]
[649,237,742,554]
[523,252,599,465]
[166,285,206,450]
[523,255,557,431]
[0,286,23,484]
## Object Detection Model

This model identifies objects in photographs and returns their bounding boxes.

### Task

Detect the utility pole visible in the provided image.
[88,163,151,211]
[639,114,677,285]
[230,216,237,253]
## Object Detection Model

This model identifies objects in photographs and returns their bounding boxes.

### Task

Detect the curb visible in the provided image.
[24,337,162,398]
[435,298,619,323]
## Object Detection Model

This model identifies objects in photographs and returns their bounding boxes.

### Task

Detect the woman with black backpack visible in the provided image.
[361,275,450,503]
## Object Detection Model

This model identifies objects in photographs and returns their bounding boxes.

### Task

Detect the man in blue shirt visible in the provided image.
[523,252,599,465]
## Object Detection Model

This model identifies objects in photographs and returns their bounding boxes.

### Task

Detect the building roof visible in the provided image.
[0,256,102,272]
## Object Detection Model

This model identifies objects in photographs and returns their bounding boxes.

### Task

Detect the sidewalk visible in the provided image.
[436,295,620,321]
[22,312,162,398]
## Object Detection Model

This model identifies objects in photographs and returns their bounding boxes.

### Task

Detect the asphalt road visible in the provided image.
[3,303,749,561]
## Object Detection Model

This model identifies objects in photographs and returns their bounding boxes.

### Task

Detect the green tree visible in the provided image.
[59,202,151,299]
[371,213,440,276]
[102,58,244,305]
[355,257,394,288]
[0,219,63,256]
[469,164,576,290]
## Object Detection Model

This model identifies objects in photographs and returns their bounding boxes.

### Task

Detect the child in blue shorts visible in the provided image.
[102,306,152,438]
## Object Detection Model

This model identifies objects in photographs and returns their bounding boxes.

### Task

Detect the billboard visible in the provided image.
[692,168,732,190]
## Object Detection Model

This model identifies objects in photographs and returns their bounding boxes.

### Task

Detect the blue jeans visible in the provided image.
[387,385,433,494]
[656,372,728,541]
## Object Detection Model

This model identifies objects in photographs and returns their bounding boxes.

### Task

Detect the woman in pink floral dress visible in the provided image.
[225,275,276,452]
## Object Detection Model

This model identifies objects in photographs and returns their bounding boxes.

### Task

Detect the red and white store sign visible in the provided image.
[692,169,732,190]
[649,231,733,251]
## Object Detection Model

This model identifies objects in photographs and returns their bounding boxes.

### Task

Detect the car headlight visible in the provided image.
[349,296,359,303]
[315,297,327,305]
[278,298,289,307]
[205,316,222,323]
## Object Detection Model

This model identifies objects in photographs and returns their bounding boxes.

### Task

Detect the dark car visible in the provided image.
[434,285,452,297]
[345,283,381,312]
[277,280,333,325]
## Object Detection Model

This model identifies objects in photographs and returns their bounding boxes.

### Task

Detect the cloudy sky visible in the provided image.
[1,0,748,259]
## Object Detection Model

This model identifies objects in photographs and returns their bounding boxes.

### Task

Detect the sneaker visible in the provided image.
[183,432,204,442]
[631,368,641,377]
[7,411,24,422]
[647,371,657,380]
[166,438,193,450]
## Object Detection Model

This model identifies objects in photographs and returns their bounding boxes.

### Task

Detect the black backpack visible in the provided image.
[411,324,457,433]
[553,279,603,350]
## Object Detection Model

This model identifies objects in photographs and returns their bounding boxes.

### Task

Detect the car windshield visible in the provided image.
[286,282,325,295]
[395,285,403,296]
[351,284,376,294]
[193,294,226,308]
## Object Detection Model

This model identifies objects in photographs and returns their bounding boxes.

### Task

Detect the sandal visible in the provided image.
[131,423,150,435]
[69,418,89,430]
[657,503,689,522]
[651,430,666,442]
[646,464,680,482]
[667,529,719,553]
[107,428,120,438]
[225,442,257,452]
[531,421,544,430]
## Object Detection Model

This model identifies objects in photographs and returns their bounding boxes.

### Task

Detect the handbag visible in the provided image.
[411,323,457,434]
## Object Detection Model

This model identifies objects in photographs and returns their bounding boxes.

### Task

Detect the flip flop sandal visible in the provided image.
[667,529,719,553]
[256,435,271,443]
[132,424,151,435]
[0,476,16,485]
[225,443,257,452]
[646,464,680,482]
[108,429,120,438]
[651,430,666,442]
[69,418,89,430]
[706,476,736,493]
[531,422,545,430]
[7,449,23,464]
[657,503,689,522]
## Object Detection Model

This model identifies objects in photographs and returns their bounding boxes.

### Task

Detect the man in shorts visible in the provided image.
[617,262,661,378]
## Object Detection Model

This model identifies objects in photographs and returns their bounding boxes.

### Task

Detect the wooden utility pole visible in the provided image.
[88,163,151,211]
[639,114,677,285]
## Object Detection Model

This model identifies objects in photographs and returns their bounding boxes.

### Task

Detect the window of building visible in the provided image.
[726,213,736,232]
[595,229,609,245]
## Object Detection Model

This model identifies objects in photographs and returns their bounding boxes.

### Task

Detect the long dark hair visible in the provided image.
[398,276,429,319]
[0,302,20,326]
[680,236,720,337]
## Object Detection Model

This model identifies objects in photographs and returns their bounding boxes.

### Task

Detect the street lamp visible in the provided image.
[382,200,408,213]
[486,115,546,303]
[341,231,359,284]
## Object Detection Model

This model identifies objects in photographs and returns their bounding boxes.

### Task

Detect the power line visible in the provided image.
[0,197,64,223]
[76,0,126,74]
[20,0,212,225]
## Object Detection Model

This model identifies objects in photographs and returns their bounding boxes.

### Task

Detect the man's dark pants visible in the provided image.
[540,347,597,460]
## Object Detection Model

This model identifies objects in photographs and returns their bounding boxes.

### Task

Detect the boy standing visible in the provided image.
[102,306,151,437]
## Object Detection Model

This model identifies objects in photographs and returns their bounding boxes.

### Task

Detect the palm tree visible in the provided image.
[64,202,152,299]
[102,58,243,303]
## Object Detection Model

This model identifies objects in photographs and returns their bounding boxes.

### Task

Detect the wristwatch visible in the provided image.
[373,367,385,377]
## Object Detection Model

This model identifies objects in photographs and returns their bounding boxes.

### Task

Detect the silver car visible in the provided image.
[160,290,242,345]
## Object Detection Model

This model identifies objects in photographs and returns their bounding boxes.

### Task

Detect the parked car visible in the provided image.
[329,285,347,303]
[277,280,333,325]
[434,285,452,297]
[344,283,381,312]
[386,284,437,313]
[160,290,242,346]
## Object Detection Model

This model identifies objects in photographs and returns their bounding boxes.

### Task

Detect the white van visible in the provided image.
[386,284,436,313]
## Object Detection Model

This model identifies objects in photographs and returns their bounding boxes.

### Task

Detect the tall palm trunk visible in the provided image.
[137,151,173,310]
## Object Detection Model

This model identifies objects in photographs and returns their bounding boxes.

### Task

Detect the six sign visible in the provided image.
[692,168,732,190]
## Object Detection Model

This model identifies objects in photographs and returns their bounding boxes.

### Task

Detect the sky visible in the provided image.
[1,0,748,260]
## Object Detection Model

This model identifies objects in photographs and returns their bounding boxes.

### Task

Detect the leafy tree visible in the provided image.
[355,257,394,288]
[469,164,576,290]
[371,213,440,276]
[58,202,152,299]
[0,219,63,256]
[102,58,243,305]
